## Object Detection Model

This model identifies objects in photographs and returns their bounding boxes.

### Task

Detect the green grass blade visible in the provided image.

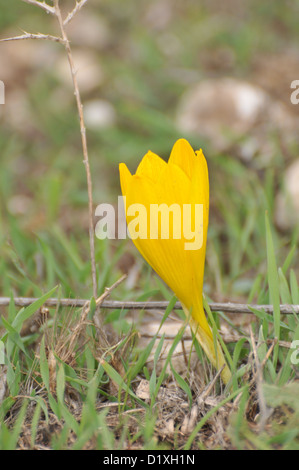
[101,360,148,409]
[278,267,292,304]
[56,363,65,404]
[1,316,28,357]
[9,399,28,450]
[170,361,192,407]
[290,269,299,305]
[12,286,58,332]
[39,335,50,391]
[265,211,281,367]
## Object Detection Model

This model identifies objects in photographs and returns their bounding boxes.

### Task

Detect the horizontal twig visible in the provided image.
[0,297,298,315]
[0,32,64,43]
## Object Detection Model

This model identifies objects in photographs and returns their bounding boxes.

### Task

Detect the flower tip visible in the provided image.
[136,150,167,178]
[119,162,131,176]
[172,138,195,153]
[175,137,192,145]
[195,148,204,157]
[119,163,132,194]
[169,138,197,178]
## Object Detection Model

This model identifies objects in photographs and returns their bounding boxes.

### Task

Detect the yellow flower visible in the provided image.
[119,139,231,384]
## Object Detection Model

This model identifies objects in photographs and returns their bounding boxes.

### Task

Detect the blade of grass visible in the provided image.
[158,296,179,331]
[30,401,41,448]
[278,268,292,304]
[170,361,192,407]
[153,319,189,403]
[1,316,29,358]
[129,335,158,381]
[12,285,58,333]
[265,211,281,367]
[39,335,50,391]
[232,337,248,390]
[9,399,28,450]
[56,363,65,405]
[149,334,165,399]
[100,360,148,409]
[290,269,299,305]
[282,243,296,275]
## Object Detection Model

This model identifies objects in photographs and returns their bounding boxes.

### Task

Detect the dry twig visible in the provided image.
[53,0,97,298]
[0,31,63,43]
[2,0,98,297]
[0,297,298,315]
[63,0,89,26]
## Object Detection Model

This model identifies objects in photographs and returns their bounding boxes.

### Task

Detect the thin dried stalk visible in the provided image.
[6,0,97,297]
[0,32,63,43]
[0,296,299,315]
[63,0,89,26]
[53,0,97,298]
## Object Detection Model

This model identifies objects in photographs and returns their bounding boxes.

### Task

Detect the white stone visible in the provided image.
[84,99,116,129]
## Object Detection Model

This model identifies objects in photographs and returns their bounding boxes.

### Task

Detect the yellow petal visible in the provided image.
[191,149,209,208]
[136,150,167,181]
[188,149,209,304]
[189,315,231,385]
[168,138,196,179]
[119,162,133,197]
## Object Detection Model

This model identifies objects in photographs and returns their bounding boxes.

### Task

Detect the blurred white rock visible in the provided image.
[0,40,57,133]
[144,0,174,31]
[176,79,267,140]
[65,11,110,49]
[56,50,104,94]
[7,194,32,216]
[275,159,299,230]
[0,40,57,83]
[4,89,36,134]
[176,78,298,164]
[84,99,116,129]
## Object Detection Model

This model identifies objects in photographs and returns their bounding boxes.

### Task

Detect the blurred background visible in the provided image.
[0,0,299,311]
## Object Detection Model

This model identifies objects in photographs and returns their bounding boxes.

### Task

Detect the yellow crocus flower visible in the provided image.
[119,139,231,384]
